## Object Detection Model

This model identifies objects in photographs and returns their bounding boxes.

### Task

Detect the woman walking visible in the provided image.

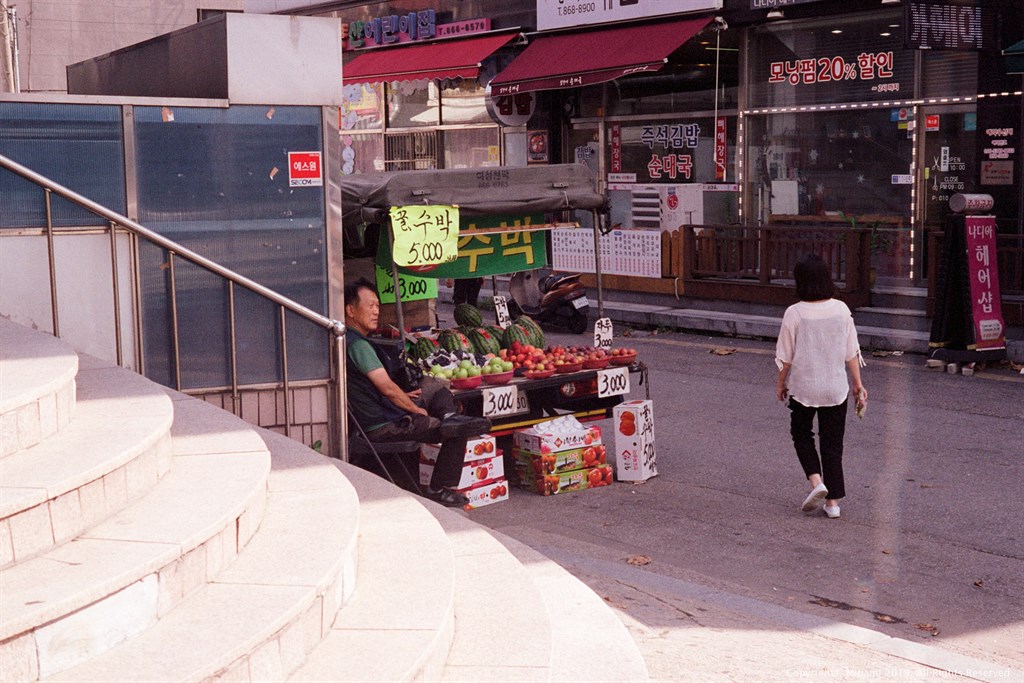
[776,254,867,519]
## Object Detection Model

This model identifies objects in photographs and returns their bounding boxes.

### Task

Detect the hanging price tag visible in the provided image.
[493,295,512,329]
[593,317,613,349]
[374,265,438,304]
[597,366,630,398]
[389,205,460,267]
[482,384,520,417]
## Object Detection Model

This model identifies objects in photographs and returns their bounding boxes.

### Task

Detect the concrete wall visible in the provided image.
[8,0,243,92]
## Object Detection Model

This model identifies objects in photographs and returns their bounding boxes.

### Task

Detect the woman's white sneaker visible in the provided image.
[824,505,841,519]
[801,483,829,511]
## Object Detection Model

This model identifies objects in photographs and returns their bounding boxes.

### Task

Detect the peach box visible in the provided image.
[512,443,607,476]
[518,464,613,496]
[613,400,657,481]
[421,435,497,464]
[461,478,509,509]
[512,424,602,454]
[419,454,504,489]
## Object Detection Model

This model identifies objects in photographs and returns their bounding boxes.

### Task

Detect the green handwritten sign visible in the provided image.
[374,265,438,304]
[389,205,460,267]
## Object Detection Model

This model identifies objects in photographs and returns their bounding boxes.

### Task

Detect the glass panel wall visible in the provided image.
[134,105,328,388]
[0,103,125,228]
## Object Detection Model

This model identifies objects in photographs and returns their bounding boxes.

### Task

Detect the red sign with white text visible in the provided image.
[288,152,323,187]
[715,117,727,181]
[964,216,1005,350]
[610,125,622,174]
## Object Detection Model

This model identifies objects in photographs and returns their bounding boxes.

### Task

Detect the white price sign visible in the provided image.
[597,366,630,398]
[482,384,520,417]
[593,317,613,349]
[493,295,512,329]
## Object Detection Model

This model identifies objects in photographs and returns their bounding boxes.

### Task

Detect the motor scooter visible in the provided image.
[508,268,590,334]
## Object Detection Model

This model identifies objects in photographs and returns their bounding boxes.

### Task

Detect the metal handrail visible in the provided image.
[1,152,347,457]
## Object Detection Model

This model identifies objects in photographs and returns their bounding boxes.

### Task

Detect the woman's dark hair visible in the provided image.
[793,254,838,301]
[344,277,376,308]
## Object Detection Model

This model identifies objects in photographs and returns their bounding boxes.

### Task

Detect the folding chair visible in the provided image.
[346,408,424,495]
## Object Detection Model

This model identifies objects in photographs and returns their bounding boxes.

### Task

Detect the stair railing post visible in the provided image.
[168,252,182,391]
[279,305,291,438]
[228,281,240,417]
[44,189,60,337]
[333,331,348,461]
[108,221,124,367]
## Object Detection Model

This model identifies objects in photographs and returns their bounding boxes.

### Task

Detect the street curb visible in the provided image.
[529,545,1022,683]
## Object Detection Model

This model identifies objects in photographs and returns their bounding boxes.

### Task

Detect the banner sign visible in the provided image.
[964,216,1006,351]
[905,1,998,51]
[378,214,548,279]
[537,0,721,31]
[374,265,438,304]
[389,205,459,268]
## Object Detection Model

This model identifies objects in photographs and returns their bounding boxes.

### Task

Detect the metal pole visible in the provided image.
[334,334,348,461]
[44,189,59,337]
[168,252,182,391]
[228,281,240,417]
[9,5,19,93]
[591,209,604,318]
[387,221,407,336]
[279,305,292,438]
[108,222,123,366]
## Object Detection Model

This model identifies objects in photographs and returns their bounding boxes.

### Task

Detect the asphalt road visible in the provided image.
[466,322,1024,682]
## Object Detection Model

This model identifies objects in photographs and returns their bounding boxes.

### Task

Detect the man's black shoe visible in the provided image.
[438,414,492,440]
[424,486,469,508]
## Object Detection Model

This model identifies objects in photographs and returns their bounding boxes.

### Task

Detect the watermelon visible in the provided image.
[453,303,483,328]
[467,327,501,356]
[437,329,473,353]
[409,337,438,360]
[515,315,545,348]
[501,324,532,350]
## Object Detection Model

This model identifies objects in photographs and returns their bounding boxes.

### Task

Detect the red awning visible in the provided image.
[344,32,518,85]
[488,17,711,96]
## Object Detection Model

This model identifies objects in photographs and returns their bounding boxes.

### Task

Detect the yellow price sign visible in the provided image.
[389,205,460,267]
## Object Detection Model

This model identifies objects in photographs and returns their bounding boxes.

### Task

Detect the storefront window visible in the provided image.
[443,128,500,169]
[341,133,385,175]
[387,81,440,127]
[341,83,384,131]
[749,109,912,219]
[440,81,492,125]
[749,10,910,108]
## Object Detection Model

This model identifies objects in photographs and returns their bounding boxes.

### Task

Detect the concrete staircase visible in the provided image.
[0,317,648,683]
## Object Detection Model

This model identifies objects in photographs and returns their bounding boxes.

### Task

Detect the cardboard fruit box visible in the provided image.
[513,423,602,454]
[512,443,607,476]
[420,453,504,489]
[421,435,497,465]
[518,463,613,496]
[462,478,510,510]
[613,400,657,481]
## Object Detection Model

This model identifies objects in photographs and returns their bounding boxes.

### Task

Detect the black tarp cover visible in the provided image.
[340,164,604,225]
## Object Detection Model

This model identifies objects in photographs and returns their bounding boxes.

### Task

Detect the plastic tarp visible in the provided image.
[340,164,605,225]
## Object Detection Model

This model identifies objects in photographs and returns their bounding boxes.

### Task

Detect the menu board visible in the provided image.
[551,228,662,278]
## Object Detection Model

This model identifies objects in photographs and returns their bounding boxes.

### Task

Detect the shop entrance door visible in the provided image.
[917,103,978,283]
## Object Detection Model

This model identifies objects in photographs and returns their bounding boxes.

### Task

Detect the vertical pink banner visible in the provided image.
[964,216,1006,350]
[610,125,622,174]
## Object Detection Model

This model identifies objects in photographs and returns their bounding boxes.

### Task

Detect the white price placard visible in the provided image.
[482,384,520,417]
[593,317,613,349]
[597,366,630,398]
[493,295,512,329]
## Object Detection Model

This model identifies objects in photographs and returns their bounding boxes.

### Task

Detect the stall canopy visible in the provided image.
[1005,39,1024,74]
[487,16,711,97]
[340,164,605,226]
[343,31,518,85]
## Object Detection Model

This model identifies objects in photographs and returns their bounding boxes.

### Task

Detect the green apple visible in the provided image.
[502,361,514,372]
[467,366,481,377]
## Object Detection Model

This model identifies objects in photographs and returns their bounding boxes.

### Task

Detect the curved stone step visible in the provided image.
[288,461,456,683]
[0,319,78,457]
[0,356,174,566]
[484,530,650,683]
[430,508,553,683]
[0,397,270,679]
[37,427,358,683]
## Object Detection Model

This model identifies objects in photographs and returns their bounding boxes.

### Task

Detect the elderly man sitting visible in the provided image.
[344,278,490,507]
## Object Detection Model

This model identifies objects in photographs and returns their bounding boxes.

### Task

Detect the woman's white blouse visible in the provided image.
[775,299,864,407]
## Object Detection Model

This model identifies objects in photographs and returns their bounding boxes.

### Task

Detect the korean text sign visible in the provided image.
[389,205,460,267]
[964,216,1005,351]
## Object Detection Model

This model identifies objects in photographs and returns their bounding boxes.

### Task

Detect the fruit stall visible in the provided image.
[340,165,652,498]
